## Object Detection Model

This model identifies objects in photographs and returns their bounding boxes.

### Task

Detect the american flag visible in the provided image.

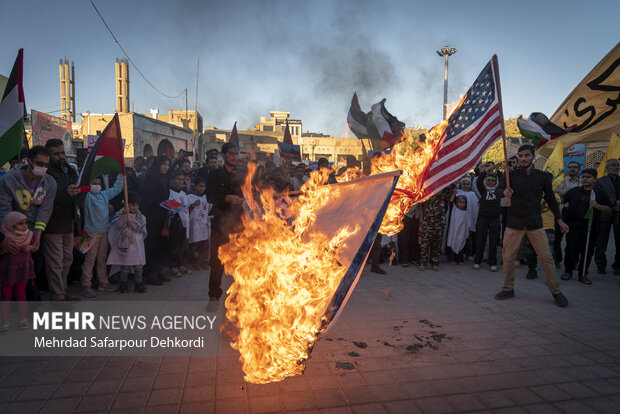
[421,56,504,199]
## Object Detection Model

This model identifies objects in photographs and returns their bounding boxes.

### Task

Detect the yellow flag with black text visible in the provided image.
[543,141,565,190]
[597,133,620,178]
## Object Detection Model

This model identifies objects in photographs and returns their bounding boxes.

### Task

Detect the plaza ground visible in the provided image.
[1,251,619,413]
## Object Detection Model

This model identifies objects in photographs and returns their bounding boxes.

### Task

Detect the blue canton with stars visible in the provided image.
[445,61,495,139]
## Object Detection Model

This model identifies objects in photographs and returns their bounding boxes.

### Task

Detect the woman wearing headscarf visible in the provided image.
[457,176,480,260]
[140,155,171,285]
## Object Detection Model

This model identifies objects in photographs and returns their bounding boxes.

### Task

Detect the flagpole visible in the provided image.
[493,55,511,206]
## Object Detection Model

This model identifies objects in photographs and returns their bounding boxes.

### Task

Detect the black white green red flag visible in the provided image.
[0,49,26,167]
[78,113,126,186]
[517,112,568,148]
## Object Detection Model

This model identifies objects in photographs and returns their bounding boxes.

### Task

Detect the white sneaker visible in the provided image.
[490,265,497,272]
[473,264,480,270]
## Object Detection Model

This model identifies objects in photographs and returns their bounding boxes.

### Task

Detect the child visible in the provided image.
[1,212,35,330]
[562,169,611,284]
[163,170,191,277]
[187,178,212,269]
[474,172,502,271]
[446,195,470,265]
[80,175,124,298]
[107,191,148,293]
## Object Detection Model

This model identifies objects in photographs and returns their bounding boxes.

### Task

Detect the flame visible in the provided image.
[219,163,359,384]
[220,98,462,384]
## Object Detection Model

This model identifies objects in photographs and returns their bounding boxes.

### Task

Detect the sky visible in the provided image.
[1,0,618,137]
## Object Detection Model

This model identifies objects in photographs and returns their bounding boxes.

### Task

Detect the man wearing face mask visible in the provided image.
[0,146,57,293]
[43,139,81,301]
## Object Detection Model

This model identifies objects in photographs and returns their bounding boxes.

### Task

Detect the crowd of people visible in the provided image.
[1,140,619,329]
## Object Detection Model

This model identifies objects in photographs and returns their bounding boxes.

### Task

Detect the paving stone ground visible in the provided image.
[1,248,620,413]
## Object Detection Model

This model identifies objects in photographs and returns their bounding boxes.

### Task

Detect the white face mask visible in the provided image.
[90,184,101,194]
[31,165,47,176]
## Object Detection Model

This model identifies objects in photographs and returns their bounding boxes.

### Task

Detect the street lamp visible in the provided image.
[436,45,456,120]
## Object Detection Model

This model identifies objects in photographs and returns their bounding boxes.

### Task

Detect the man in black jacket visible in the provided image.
[44,139,81,301]
[495,144,569,307]
[206,143,245,309]
[594,158,620,274]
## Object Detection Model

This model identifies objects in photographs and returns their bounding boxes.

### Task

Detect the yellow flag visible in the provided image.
[539,43,620,157]
[597,133,620,178]
[543,141,565,189]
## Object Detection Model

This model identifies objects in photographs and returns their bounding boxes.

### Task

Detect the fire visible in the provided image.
[220,98,461,384]
[219,164,359,384]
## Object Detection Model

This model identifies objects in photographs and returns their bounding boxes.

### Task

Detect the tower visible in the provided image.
[59,58,75,122]
[115,58,130,113]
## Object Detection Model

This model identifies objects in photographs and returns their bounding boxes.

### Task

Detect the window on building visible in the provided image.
[263,125,273,131]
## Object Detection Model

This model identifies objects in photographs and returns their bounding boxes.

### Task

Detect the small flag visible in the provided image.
[368,99,405,150]
[277,120,301,161]
[517,112,567,148]
[229,121,238,144]
[0,49,26,167]
[597,133,620,178]
[585,189,597,233]
[165,146,173,159]
[347,92,368,139]
[543,141,565,190]
[77,114,126,187]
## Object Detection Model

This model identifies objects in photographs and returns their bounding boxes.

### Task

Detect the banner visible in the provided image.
[539,42,620,157]
[31,110,72,149]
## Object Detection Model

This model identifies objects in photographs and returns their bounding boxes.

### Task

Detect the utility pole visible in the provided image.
[436,45,456,120]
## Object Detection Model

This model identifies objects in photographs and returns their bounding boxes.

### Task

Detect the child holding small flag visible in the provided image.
[561,169,611,284]
[162,170,191,277]
[107,191,148,293]
[187,178,212,269]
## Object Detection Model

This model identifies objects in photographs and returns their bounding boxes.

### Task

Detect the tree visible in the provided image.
[481,118,523,164]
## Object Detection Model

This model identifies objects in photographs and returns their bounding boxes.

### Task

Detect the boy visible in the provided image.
[107,191,148,293]
[163,170,191,277]
[80,176,124,297]
[562,169,611,284]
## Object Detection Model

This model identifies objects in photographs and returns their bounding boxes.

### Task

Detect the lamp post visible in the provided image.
[436,45,456,120]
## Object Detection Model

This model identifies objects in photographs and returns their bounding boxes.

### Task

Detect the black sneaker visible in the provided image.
[578,275,592,285]
[119,282,129,293]
[158,273,172,282]
[371,265,387,275]
[596,267,606,274]
[145,275,163,286]
[561,271,572,280]
[494,290,514,300]
[526,269,538,279]
[135,282,148,293]
[553,292,568,307]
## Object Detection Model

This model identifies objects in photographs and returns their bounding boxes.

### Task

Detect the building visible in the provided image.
[256,111,302,139]
[76,112,193,162]
[148,108,203,132]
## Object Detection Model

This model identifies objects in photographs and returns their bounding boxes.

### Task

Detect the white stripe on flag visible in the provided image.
[0,86,23,136]
[371,101,391,138]
[518,117,550,139]
[424,125,502,191]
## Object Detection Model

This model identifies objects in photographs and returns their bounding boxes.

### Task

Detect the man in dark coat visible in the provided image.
[206,143,245,309]
[594,158,620,274]
[44,139,81,301]
[495,144,569,307]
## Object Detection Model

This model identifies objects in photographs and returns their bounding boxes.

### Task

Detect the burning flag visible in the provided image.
[220,164,400,383]
[77,113,125,186]
[0,49,26,167]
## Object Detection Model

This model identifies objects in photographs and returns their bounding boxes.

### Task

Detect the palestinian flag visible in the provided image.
[517,112,567,148]
[0,49,26,167]
[277,120,301,161]
[78,113,125,186]
[368,99,405,150]
[228,121,238,144]
[347,92,368,139]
